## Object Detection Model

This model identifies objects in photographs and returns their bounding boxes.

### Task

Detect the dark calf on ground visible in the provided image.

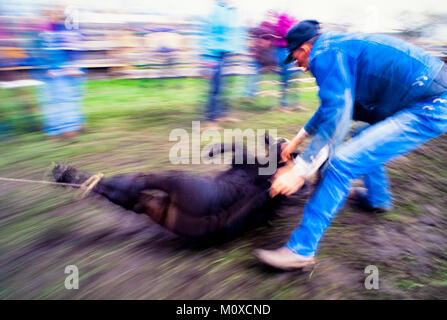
[52,136,300,241]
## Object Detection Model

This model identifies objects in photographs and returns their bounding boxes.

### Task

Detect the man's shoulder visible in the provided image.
[308,32,371,73]
[314,32,418,53]
[309,32,347,63]
[310,32,411,61]
[310,32,350,57]
[312,32,368,49]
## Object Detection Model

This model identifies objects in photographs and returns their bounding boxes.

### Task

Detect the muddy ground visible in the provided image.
[2,135,447,299]
[1,78,446,299]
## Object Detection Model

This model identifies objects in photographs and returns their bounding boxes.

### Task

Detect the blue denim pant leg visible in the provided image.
[244,60,261,98]
[37,73,85,136]
[206,53,226,120]
[363,164,393,209]
[275,47,292,107]
[351,124,393,209]
[286,92,447,257]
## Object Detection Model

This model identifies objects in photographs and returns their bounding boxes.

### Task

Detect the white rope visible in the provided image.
[0,173,104,199]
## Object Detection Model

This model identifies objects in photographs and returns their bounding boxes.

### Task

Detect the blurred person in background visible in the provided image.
[271,12,299,112]
[255,20,447,270]
[199,0,244,129]
[29,8,86,138]
[0,14,39,135]
[243,11,299,111]
[243,12,279,100]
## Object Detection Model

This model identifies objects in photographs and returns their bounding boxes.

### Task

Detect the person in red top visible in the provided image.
[272,13,299,112]
[245,11,299,110]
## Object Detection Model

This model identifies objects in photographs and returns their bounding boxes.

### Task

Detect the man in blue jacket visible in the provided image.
[255,20,447,270]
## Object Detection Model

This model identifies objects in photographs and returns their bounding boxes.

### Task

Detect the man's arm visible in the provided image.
[280,127,309,162]
[294,50,356,177]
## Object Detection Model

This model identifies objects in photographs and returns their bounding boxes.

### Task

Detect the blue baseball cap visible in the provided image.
[284,20,321,65]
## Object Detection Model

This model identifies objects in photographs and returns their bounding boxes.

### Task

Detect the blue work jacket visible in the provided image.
[302,32,445,163]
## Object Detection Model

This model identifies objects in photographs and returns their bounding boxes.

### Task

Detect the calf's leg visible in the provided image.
[52,164,171,212]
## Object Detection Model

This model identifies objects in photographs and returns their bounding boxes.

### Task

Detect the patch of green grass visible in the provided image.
[398,202,421,216]
[381,211,413,222]
[397,280,425,290]
[1,76,447,299]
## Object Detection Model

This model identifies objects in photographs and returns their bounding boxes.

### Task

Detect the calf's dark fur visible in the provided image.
[52,137,299,241]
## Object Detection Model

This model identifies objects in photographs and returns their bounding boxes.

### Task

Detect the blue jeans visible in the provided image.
[205,52,227,121]
[244,59,262,98]
[36,72,86,136]
[275,47,294,107]
[286,91,447,257]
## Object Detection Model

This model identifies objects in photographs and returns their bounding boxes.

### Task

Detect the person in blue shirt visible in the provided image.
[255,20,447,270]
[199,0,245,128]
